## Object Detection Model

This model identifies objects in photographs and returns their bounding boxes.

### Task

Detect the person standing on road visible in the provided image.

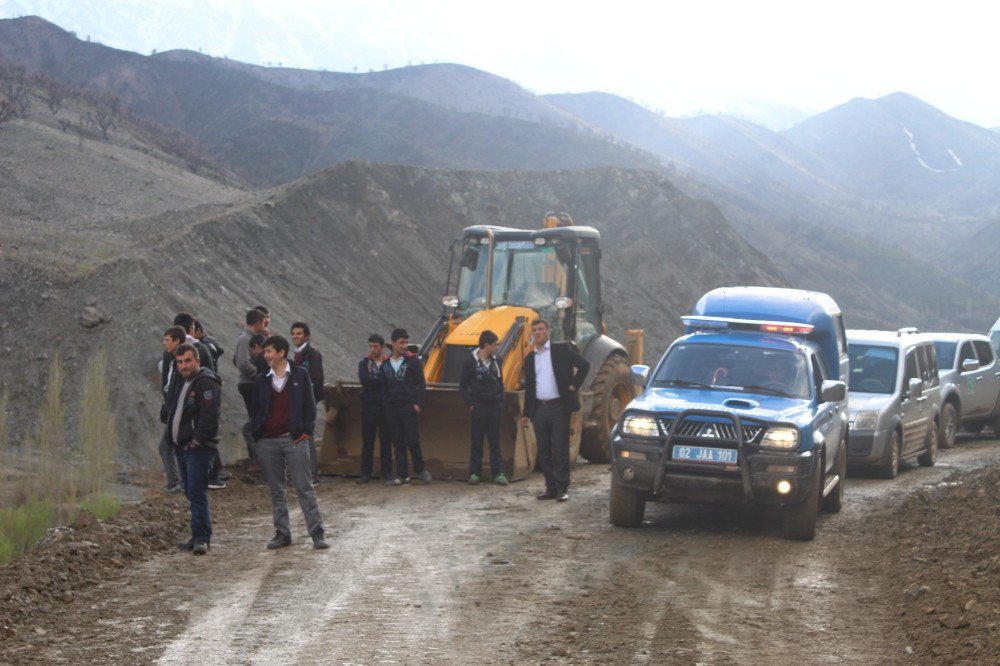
[234,309,267,463]
[193,319,224,367]
[460,330,507,486]
[382,328,431,485]
[520,318,590,502]
[357,334,392,484]
[166,343,222,555]
[158,326,187,493]
[250,334,329,550]
[291,321,324,483]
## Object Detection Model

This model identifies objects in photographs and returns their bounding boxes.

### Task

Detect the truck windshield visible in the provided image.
[847,344,898,394]
[456,239,567,319]
[651,344,810,399]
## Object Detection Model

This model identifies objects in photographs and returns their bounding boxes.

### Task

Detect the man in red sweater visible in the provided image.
[250,335,329,550]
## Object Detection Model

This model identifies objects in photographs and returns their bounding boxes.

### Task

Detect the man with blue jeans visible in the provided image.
[250,335,329,550]
[167,344,222,555]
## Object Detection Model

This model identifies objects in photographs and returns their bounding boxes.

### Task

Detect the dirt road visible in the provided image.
[4,436,1000,665]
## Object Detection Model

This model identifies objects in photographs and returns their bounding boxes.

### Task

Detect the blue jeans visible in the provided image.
[176,444,215,543]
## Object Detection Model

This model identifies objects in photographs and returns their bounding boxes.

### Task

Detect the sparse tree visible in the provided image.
[58,118,72,132]
[78,349,118,497]
[0,101,14,131]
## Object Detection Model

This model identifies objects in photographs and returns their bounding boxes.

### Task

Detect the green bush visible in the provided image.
[0,500,54,565]
[78,493,122,521]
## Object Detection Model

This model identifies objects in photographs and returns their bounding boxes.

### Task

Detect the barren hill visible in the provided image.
[0,158,785,471]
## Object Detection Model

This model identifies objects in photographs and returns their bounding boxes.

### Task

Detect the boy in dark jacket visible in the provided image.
[459,329,507,485]
[250,335,328,550]
[166,344,222,555]
[382,328,430,485]
[358,333,392,484]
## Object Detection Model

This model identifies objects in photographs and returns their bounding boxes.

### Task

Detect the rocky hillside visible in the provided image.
[0,157,787,471]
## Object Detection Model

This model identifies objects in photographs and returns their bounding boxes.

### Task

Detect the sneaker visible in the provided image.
[207,480,226,490]
[356,475,371,485]
[399,477,412,486]
[419,469,432,485]
[312,474,322,486]
[163,483,184,494]
[192,542,209,555]
[177,538,194,551]
[384,476,400,487]
[494,473,509,486]
[312,533,330,550]
[266,532,292,550]
[468,473,480,485]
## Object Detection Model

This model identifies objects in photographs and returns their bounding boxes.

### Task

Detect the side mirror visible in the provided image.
[908,377,923,398]
[820,380,846,403]
[962,358,980,372]
[631,364,650,388]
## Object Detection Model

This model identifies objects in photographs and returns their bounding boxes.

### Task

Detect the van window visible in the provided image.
[973,340,995,367]
[917,344,938,387]
[903,349,919,398]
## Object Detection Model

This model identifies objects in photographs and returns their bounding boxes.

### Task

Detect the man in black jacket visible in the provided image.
[520,318,590,502]
[381,328,430,485]
[250,335,328,550]
[291,321,324,482]
[158,326,186,493]
[358,333,392,484]
[166,344,222,555]
[460,330,507,485]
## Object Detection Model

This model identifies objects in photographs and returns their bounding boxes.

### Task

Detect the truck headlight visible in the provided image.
[621,415,659,438]
[760,427,799,450]
[852,410,878,430]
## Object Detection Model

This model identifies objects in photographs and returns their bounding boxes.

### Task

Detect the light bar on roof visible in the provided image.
[681,315,814,335]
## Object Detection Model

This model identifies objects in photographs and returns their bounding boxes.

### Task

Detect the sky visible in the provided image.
[1,0,997,128]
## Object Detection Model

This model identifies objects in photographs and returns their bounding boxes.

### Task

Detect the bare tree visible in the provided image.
[0,100,14,131]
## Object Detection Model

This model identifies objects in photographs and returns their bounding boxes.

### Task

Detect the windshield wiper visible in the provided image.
[741,384,795,398]
[655,378,714,390]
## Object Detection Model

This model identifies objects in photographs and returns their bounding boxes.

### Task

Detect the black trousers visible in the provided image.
[361,402,393,477]
[238,383,257,461]
[470,404,503,476]
[533,402,571,493]
[388,405,425,479]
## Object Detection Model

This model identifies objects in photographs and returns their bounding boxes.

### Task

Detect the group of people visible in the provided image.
[159,309,590,556]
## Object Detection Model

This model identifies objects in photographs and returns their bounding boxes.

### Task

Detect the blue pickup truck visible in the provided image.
[609,287,850,540]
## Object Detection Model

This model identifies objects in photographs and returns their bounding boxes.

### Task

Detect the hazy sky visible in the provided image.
[2,0,997,127]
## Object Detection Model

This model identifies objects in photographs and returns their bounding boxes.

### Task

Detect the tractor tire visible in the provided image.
[782,461,820,541]
[609,474,646,527]
[581,355,632,463]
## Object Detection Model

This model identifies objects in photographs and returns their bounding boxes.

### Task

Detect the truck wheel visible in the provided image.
[939,403,957,449]
[875,430,901,479]
[609,474,646,527]
[782,463,820,540]
[581,355,632,463]
[918,423,938,467]
[821,441,846,513]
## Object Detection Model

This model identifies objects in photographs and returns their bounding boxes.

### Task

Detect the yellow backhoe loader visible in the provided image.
[319,213,637,480]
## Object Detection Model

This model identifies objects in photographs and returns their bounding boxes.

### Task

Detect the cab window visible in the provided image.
[810,353,829,400]
[959,341,977,369]
[973,340,995,368]
[917,344,938,387]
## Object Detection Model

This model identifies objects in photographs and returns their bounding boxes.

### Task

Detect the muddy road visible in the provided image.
[5,435,1000,665]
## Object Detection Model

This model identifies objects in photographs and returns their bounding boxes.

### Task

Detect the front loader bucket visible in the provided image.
[319,381,537,481]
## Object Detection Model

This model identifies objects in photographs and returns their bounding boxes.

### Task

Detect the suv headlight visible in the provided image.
[621,414,660,438]
[852,410,879,430]
[760,427,799,450]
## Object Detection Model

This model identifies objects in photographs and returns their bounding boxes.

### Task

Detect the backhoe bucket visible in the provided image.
[319,382,537,480]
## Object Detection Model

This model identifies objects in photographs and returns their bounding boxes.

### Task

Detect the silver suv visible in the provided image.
[846,329,940,478]
[930,332,1000,447]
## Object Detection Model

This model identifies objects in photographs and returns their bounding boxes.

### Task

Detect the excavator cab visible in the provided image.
[320,214,636,480]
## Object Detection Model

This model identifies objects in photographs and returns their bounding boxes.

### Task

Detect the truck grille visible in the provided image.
[658,418,763,443]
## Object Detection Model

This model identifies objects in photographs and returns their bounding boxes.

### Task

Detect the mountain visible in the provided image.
[0,16,660,186]
[0,158,786,468]
[783,92,1000,215]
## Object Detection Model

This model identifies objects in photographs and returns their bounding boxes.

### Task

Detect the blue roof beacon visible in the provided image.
[610,287,850,540]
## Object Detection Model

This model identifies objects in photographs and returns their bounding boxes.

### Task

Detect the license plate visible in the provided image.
[672,445,738,464]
